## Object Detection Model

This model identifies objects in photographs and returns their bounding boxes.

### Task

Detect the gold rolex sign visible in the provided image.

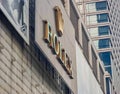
[43,6,73,79]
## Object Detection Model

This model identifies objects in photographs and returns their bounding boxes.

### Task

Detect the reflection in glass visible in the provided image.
[105,66,112,76]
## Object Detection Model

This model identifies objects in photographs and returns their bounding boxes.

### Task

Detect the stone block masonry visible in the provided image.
[0,22,61,94]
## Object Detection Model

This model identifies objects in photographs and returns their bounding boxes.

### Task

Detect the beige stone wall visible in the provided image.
[0,21,61,94]
[35,0,77,93]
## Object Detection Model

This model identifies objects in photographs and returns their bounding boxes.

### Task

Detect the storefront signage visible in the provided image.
[54,6,64,36]
[43,6,73,78]
[0,0,29,44]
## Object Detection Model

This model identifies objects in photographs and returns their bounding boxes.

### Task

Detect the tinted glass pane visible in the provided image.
[99,52,111,66]
[96,1,107,11]
[99,39,110,48]
[105,66,112,76]
[87,13,109,25]
[89,26,110,37]
[86,1,107,12]
[98,26,109,35]
[106,78,110,94]
[94,39,110,49]
[97,13,108,23]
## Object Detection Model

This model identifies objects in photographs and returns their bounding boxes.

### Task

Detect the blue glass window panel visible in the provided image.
[99,39,110,48]
[98,26,109,36]
[106,78,110,94]
[105,67,112,76]
[97,13,108,23]
[99,52,111,66]
[96,1,107,11]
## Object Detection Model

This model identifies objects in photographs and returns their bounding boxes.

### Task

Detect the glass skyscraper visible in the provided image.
[75,0,113,94]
